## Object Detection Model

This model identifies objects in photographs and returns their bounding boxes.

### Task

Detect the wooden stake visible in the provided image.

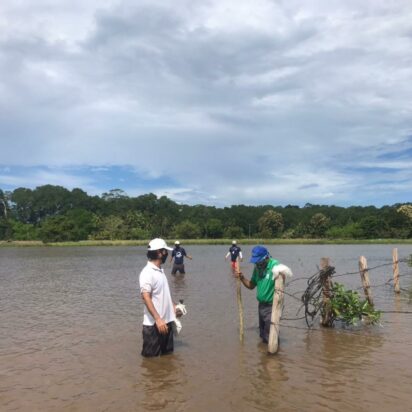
[320,257,333,327]
[268,273,284,354]
[359,256,374,306]
[236,259,244,342]
[393,248,400,294]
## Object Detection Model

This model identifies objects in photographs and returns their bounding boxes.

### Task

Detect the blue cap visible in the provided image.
[250,245,269,264]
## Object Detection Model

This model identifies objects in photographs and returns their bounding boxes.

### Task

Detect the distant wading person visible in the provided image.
[225,240,243,271]
[236,245,292,343]
[139,238,181,357]
[170,241,192,275]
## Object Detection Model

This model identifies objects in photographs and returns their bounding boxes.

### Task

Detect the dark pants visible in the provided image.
[258,302,272,343]
[172,263,185,274]
[141,322,174,357]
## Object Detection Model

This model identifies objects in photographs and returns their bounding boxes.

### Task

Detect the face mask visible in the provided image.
[256,257,268,276]
[161,251,168,264]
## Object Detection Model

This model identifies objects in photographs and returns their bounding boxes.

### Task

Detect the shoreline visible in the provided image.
[1,238,412,247]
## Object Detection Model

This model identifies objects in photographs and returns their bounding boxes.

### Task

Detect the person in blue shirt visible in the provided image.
[170,241,192,275]
[225,240,243,272]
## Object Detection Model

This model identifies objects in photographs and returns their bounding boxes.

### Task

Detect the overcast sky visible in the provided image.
[1,0,411,207]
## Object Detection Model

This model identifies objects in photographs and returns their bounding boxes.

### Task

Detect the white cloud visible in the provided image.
[0,170,93,190]
[0,1,412,206]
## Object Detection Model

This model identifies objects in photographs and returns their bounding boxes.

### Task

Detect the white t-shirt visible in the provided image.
[139,261,176,326]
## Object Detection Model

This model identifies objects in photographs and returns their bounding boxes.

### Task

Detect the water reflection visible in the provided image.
[170,273,187,297]
[140,354,187,411]
[240,347,290,411]
[302,327,385,371]
[2,245,412,412]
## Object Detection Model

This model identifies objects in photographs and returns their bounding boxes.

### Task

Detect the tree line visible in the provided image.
[0,185,411,242]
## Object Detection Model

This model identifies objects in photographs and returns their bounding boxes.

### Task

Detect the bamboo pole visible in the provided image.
[359,256,374,306]
[268,273,284,354]
[320,257,333,327]
[392,248,400,294]
[236,259,244,342]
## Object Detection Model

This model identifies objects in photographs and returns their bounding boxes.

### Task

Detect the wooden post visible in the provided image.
[359,256,374,306]
[320,257,333,327]
[236,259,244,342]
[268,274,284,354]
[393,248,400,294]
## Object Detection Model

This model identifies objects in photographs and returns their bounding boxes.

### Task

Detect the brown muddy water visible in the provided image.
[1,245,412,412]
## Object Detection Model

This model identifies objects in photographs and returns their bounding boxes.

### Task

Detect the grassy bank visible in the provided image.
[1,238,412,247]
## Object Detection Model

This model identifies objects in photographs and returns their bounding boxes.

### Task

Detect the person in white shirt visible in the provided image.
[139,238,179,357]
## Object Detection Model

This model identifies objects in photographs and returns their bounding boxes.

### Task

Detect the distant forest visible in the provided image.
[0,185,412,242]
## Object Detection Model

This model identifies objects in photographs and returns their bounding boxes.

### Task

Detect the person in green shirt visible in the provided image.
[237,245,287,343]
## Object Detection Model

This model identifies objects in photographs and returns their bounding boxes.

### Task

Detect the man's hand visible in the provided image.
[155,317,169,335]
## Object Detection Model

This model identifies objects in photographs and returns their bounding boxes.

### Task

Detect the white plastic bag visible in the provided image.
[173,302,187,335]
[272,264,293,280]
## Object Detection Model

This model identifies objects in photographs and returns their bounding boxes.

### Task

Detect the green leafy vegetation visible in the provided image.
[329,282,381,326]
[0,186,411,243]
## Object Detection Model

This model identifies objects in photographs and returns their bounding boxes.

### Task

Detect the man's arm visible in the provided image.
[141,291,169,334]
[235,272,256,290]
[183,249,192,260]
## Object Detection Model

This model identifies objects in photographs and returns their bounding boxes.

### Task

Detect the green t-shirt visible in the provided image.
[251,258,279,303]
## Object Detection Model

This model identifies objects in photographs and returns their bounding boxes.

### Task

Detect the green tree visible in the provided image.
[40,209,96,242]
[0,190,10,239]
[11,188,35,223]
[397,205,412,220]
[358,216,388,238]
[309,213,330,237]
[33,185,71,220]
[122,211,150,239]
[174,220,201,239]
[258,210,284,238]
[223,225,244,239]
[65,209,96,240]
[206,218,223,238]
[326,223,363,239]
[0,190,8,218]
[40,215,72,242]
[11,220,39,240]
[0,219,12,240]
[93,215,125,240]
[102,188,128,201]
